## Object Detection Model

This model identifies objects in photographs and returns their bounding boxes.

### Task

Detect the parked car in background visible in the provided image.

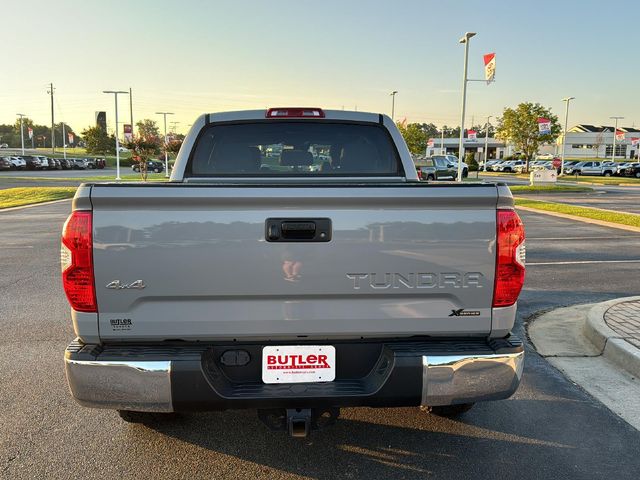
[71,158,88,169]
[0,157,12,170]
[623,163,640,178]
[86,158,106,169]
[58,158,72,170]
[117,146,129,153]
[615,162,633,176]
[431,155,467,178]
[565,161,617,176]
[8,156,26,170]
[22,155,43,170]
[489,160,507,171]
[132,160,164,173]
[536,153,554,160]
[500,160,525,172]
[416,157,456,181]
[0,143,9,148]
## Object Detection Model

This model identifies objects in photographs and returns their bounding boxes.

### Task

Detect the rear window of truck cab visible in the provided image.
[187,122,402,177]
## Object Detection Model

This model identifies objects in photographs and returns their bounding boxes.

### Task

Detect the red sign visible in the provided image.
[616,129,625,141]
[468,129,477,141]
[631,137,639,146]
[552,158,562,168]
[28,127,33,139]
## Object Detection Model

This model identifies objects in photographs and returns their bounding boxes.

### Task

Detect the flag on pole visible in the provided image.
[483,53,496,84]
[123,124,133,142]
[537,118,551,135]
[427,138,434,148]
[467,129,477,141]
[68,132,74,144]
[28,127,33,139]
[631,137,639,146]
[615,129,625,141]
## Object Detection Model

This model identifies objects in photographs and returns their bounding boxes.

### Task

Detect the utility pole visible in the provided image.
[17,113,26,155]
[48,83,55,152]
[457,32,476,182]
[610,116,624,163]
[62,122,67,160]
[103,90,129,181]
[129,87,134,135]
[560,97,575,175]
[390,91,398,120]
[483,116,492,172]
[440,128,446,155]
[156,111,174,178]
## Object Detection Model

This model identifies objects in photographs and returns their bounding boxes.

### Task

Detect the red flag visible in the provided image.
[615,130,625,141]
[27,127,33,139]
[427,138,434,148]
[68,132,74,144]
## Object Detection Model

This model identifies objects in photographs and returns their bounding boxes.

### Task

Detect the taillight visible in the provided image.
[61,211,96,312]
[266,107,325,118]
[493,209,526,308]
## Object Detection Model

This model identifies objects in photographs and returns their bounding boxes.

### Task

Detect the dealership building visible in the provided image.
[426,137,508,160]
[549,125,640,159]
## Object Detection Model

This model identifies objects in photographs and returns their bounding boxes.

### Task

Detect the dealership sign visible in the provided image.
[467,129,477,141]
[631,137,639,146]
[616,130,625,141]
[538,118,551,135]
[484,53,496,84]
[124,124,133,142]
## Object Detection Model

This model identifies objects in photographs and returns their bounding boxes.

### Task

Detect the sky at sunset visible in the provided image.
[2,0,639,135]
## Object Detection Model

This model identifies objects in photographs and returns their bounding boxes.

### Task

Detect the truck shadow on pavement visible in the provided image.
[135,389,638,480]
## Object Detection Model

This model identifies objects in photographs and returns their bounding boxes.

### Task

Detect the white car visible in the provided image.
[9,156,26,169]
[536,153,554,160]
[117,146,129,153]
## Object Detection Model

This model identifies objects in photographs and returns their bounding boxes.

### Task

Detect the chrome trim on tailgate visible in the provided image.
[65,359,173,412]
[421,351,524,406]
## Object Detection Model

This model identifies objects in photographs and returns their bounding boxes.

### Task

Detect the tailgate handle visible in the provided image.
[266,218,331,242]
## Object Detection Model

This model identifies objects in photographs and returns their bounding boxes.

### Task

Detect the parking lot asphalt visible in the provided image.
[516,189,640,214]
[1,202,639,479]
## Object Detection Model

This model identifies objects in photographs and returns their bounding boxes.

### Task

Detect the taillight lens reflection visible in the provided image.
[61,211,96,312]
[493,209,526,308]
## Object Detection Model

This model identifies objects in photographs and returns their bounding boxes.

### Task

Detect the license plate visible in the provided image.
[262,345,336,384]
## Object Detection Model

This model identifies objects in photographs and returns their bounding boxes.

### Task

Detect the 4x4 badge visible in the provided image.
[106,280,146,290]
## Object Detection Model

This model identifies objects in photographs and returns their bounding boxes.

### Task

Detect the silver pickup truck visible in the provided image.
[62,108,525,437]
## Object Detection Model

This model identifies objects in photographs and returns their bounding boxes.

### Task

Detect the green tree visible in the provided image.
[397,122,428,155]
[496,102,561,171]
[124,132,161,181]
[136,119,160,138]
[82,126,115,154]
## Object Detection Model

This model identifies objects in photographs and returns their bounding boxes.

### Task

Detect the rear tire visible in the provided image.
[425,403,475,417]
[462,168,468,178]
[636,172,640,178]
[604,171,611,177]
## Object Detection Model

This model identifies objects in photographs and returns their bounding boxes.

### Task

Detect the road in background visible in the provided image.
[1,203,639,479]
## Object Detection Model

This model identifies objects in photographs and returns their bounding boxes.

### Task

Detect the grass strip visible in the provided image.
[0,187,77,209]
[514,198,640,228]
[0,174,169,183]
[509,185,592,193]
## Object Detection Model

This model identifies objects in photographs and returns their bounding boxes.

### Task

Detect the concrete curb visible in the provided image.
[0,197,72,213]
[515,205,640,233]
[584,296,640,378]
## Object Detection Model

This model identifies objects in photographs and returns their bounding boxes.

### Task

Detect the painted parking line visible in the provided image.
[528,236,639,241]
[527,259,640,266]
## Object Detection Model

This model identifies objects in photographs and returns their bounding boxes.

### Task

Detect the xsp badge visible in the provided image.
[106,280,146,290]
[110,318,133,331]
[449,309,481,317]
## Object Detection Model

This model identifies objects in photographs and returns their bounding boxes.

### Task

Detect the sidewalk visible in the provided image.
[605,300,640,349]
[529,297,640,430]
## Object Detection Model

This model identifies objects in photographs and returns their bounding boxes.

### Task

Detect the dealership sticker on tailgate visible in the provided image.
[262,345,336,384]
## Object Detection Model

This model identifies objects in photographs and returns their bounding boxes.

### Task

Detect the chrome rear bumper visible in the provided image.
[65,338,524,412]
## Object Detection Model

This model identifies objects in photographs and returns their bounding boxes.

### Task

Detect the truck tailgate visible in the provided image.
[90,184,498,341]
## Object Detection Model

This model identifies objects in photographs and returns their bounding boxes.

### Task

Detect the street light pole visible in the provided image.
[390,91,398,121]
[483,115,492,172]
[610,116,624,163]
[560,97,575,176]
[103,90,129,181]
[17,113,26,155]
[156,112,174,178]
[457,32,476,182]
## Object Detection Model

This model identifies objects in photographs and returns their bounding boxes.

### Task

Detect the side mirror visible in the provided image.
[447,164,454,168]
